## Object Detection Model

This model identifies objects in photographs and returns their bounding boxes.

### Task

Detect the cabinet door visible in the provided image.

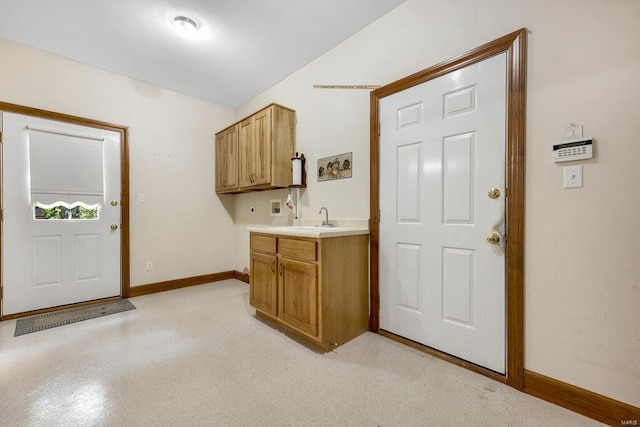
[215,125,239,192]
[252,107,272,186]
[239,116,254,188]
[250,251,277,317]
[215,132,226,192]
[278,257,318,337]
[223,125,239,190]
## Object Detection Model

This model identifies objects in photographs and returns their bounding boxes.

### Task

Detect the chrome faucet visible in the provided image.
[319,207,331,227]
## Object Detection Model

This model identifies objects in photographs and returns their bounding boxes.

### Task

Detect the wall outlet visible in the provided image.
[137,192,145,203]
[146,261,153,271]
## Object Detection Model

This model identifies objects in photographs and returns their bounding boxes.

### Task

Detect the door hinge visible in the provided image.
[378,122,381,136]
[0,130,3,143]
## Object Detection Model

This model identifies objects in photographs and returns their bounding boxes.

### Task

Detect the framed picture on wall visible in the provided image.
[317,152,352,182]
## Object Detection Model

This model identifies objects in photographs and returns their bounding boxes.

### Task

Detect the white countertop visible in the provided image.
[248,225,369,238]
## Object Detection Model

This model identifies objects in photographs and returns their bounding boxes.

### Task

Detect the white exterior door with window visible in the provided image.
[379,53,507,373]
[2,112,122,315]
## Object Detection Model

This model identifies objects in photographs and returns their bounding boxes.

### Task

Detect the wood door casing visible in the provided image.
[278,256,318,337]
[370,28,526,389]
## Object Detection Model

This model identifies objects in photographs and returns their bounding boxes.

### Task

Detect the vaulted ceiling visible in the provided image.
[0,0,407,108]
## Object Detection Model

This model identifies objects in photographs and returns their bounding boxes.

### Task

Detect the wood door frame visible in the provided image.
[0,101,130,320]
[369,29,526,390]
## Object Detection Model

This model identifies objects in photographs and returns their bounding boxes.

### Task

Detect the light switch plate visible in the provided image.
[564,165,583,188]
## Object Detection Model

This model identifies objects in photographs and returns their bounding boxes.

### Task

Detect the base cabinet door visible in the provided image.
[249,251,277,317]
[278,257,318,337]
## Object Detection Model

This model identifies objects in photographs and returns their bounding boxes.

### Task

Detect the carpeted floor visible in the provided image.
[14,299,136,336]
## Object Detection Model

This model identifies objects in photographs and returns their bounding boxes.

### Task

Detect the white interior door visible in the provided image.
[2,112,122,316]
[379,53,507,373]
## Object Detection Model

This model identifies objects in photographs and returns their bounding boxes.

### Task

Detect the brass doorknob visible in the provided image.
[110,224,118,230]
[110,200,118,206]
[488,188,501,199]
[487,232,500,244]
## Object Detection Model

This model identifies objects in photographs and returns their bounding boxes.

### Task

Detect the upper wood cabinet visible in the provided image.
[215,124,239,193]
[215,103,295,194]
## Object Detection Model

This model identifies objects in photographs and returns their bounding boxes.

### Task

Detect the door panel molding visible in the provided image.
[0,101,130,318]
[370,29,526,389]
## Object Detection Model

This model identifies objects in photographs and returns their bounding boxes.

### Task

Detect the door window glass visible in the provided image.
[33,202,100,220]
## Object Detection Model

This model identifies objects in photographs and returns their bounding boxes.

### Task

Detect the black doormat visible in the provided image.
[14,299,136,336]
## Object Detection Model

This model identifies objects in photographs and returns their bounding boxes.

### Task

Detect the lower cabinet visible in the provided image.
[279,257,318,337]
[249,232,368,351]
[249,251,277,317]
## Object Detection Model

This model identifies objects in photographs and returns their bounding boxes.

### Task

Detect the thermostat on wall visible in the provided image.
[553,137,593,162]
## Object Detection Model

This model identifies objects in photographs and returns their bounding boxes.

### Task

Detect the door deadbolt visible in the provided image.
[488,188,501,199]
[486,232,500,245]
[110,200,118,206]
[110,224,118,230]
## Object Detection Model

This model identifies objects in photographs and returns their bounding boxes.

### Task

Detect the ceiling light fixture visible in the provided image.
[173,15,199,39]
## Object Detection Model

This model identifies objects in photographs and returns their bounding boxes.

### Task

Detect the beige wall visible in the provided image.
[234,0,640,407]
[0,40,237,287]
